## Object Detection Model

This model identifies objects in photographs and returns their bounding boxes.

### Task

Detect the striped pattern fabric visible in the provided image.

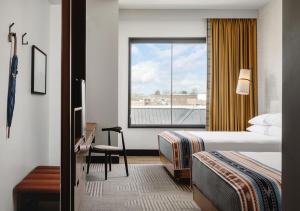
[159,131,205,169]
[193,151,281,211]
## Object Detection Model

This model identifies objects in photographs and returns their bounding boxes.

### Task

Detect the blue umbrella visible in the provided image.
[7,34,18,138]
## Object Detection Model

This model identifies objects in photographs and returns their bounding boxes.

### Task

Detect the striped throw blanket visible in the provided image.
[194,151,282,211]
[159,131,205,169]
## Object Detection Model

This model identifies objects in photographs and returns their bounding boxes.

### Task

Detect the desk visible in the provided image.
[86,123,96,145]
[74,122,96,211]
[74,123,96,154]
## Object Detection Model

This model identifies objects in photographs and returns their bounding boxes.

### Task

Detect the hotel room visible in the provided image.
[0,0,300,211]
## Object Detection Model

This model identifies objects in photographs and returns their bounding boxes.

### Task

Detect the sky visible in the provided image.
[131,42,207,96]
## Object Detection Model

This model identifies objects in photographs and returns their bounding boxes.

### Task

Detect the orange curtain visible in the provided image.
[208,19,258,131]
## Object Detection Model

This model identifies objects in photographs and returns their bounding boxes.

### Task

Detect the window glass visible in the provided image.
[129,39,207,128]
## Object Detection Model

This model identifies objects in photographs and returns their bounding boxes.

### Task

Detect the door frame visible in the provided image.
[61,0,86,210]
[61,0,71,210]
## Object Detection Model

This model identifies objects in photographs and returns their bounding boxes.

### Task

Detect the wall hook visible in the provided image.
[8,23,16,43]
[22,33,28,45]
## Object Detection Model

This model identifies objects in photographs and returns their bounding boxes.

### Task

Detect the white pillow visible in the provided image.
[247,125,268,135]
[248,114,271,126]
[248,113,282,126]
[266,126,282,137]
[264,113,282,127]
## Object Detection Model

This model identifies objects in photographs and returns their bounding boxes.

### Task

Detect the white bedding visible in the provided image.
[240,152,282,171]
[188,131,281,152]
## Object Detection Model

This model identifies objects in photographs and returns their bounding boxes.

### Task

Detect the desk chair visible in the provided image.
[87,127,128,180]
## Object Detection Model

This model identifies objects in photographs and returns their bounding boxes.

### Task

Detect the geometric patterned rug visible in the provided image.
[80,164,201,211]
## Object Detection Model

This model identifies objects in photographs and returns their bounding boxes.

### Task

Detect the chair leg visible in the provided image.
[123,151,129,177]
[109,153,112,171]
[105,152,108,180]
[87,148,92,174]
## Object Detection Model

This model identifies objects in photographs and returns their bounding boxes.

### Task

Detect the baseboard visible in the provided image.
[88,155,120,164]
[124,149,159,156]
[87,150,159,163]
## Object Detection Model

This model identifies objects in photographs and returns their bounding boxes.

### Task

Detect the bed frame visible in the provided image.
[159,152,191,181]
[193,185,218,211]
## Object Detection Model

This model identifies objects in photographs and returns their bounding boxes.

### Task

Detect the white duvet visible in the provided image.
[240,152,282,171]
[187,131,281,152]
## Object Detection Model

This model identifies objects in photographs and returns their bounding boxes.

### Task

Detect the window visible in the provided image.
[129,38,207,128]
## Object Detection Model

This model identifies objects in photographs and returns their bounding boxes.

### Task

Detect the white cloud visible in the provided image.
[149,44,193,59]
[173,47,206,70]
[173,45,193,56]
[132,61,159,83]
[130,44,207,95]
[144,44,171,58]
[156,49,171,58]
[150,44,205,61]
[174,77,201,89]
[174,46,206,70]
[132,45,140,55]
[131,60,171,94]
[173,72,207,93]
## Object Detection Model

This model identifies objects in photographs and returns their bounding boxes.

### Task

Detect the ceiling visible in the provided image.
[119,0,272,10]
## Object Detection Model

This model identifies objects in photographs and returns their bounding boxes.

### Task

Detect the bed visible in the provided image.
[192,151,281,211]
[158,131,281,180]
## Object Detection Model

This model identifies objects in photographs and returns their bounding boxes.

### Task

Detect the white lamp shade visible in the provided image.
[236,69,251,95]
[236,79,250,95]
[238,69,251,80]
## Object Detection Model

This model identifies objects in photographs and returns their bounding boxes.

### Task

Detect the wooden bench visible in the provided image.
[14,166,60,211]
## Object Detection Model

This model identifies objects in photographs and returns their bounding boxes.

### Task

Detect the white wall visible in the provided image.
[0,0,51,210]
[118,9,258,149]
[258,0,282,113]
[86,0,119,146]
[48,4,61,165]
[120,9,258,21]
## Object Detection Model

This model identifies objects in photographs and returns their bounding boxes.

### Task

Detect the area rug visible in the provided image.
[80,164,201,211]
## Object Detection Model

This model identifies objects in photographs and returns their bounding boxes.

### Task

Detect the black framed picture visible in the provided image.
[31,45,47,95]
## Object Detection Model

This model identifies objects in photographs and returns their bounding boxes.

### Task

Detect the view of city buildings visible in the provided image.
[130,91,206,126]
[131,92,206,107]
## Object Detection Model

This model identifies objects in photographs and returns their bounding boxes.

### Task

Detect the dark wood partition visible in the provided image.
[283,0,300,210]
[72,1,86,211]
[61,0,71,210]
[61,0,86,210]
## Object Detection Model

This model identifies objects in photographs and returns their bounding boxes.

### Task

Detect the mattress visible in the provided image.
[159,131,281,170]
[188,131,281,151]
[192,151,281,211]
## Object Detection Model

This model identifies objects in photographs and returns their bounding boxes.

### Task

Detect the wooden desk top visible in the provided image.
[74,123,97,153]
[86,122,97,130]
[86,123,96,144]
